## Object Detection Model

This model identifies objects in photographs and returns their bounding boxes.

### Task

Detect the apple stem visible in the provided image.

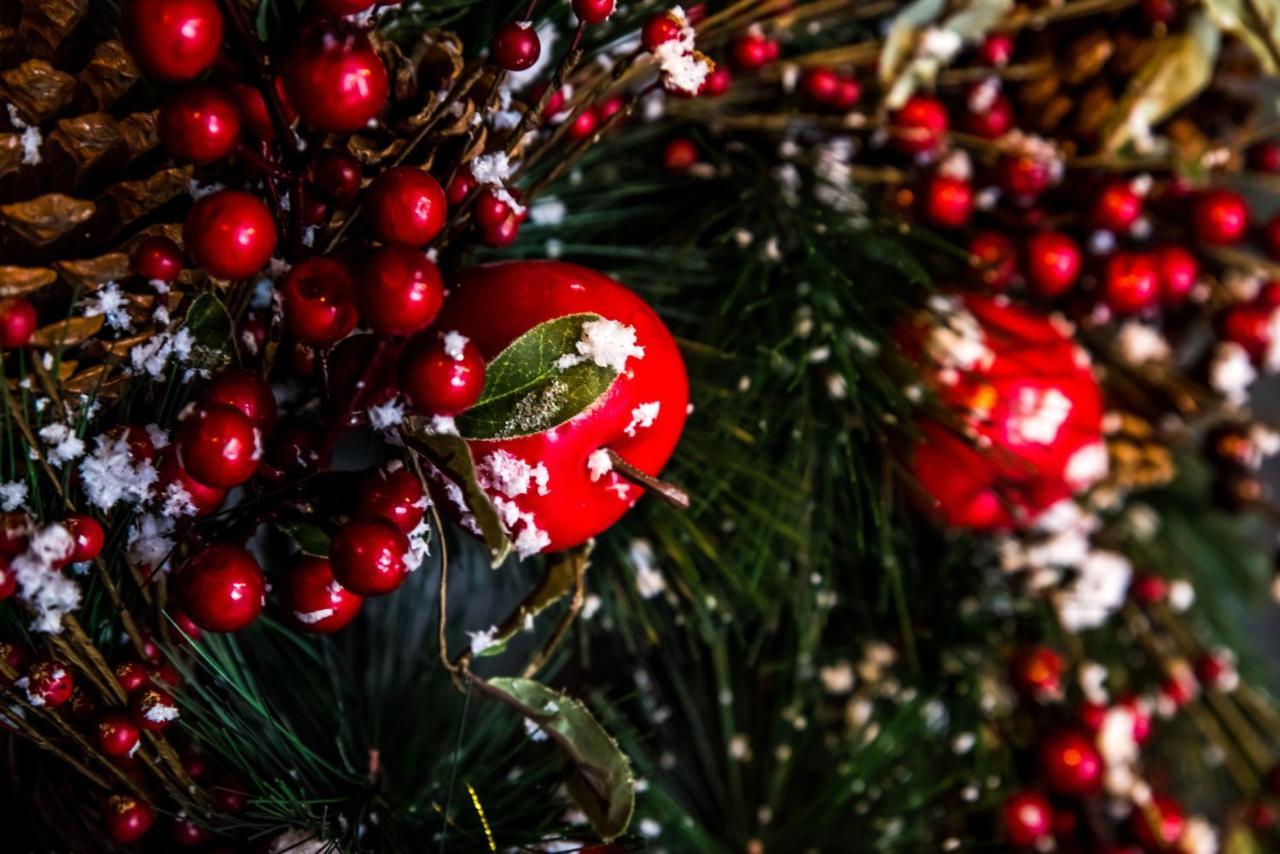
[605,449,691,510]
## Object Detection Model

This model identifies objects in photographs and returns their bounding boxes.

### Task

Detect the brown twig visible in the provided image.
[605,449,690,510]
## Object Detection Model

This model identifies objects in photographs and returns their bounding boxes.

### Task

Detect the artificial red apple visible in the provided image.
[429,261,688,556]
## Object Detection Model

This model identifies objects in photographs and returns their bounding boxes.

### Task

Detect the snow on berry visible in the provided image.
[368,398,406,432]
[0,481,27,511]
[624,401,661,437]
[478,450,550,498]
[442,331,469,360]
[586,448,613,482]
[1006,388,1072,446]
[469,152,514,185]
[556,318,646,373]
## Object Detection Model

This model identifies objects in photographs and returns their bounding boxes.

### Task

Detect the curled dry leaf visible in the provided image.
[0,59,77,125]
[0,266,57,297]
[0,193,95,244]
[1205,0,1280,73]
[28,314,104,349]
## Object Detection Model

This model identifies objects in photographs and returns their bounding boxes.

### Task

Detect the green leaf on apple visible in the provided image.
[456,312,619,440]
[486,676,634,841]
[400,422,513,567]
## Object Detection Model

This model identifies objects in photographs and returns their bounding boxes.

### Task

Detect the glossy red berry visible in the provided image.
[1011,646,1063,701]
[366,166,448,247]
[492,22,542,71]
[171,816,208,848]
[642,11,685,51]
[358,246,445,337]
[400,331,487,416]
[891,95,948,155]
[280,257,359,344]
[923,175,972,228]
[1219,302,1273,362]
[184,190,277,280]
[357,465,428,532]
[1249,140,1280,173]
[480,215,521,248]
[203,369,277,431]
[159,85,241,164]
[284,23,389,132]
[1025,232,1081,297]
[330,518,410,596]
[1039,730,1103,794]
[730,33,773,72]
[177,544,266,632]
[1001,791,1052,847]
[283,556,364,633]
[567,108,599,141]
[968,231,1018,290]
[131,685,179,731]
[573,0,616,24]
[1131,571,1168,604]
[701,66,732,97]
[1132,795,1185,850]
[979,33,1014,66]
[0,555,16,600]
[474,188,515,229]
[63,515,104,563]
[96,712,141,756]
[115,661,152,694]
[1092,181,1143,232]
[998,154,1053,199]
[25,660,73,706]
[447,169,477,205]
[1193,189,1249,245]
[0,298,37,348]
[105,795,154,843]
[1262,213,1280,260]
[964,92,1012,139]
[1104,252,1159,315]
[266,418,328,475]
[312,0,377,14]
[801,67,840,104]
[131,235,184,283]
[831,77,861,110]
[1154,245,1198,306]
[121,0,223,81]
[310,150,363,202]
[664,138,699,172]
[157,450,228,516]
[229,78,295,141]
[597,96,625,122]
[178,404,260,488]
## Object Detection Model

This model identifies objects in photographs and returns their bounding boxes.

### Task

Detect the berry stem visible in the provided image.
[605,449,690,510]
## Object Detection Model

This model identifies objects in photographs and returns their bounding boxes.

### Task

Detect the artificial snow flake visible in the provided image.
[295,608,336,625]
[367,397,406,431]
[468,625,500,655]
[1064,441,1109,490]
[529,198,567,226]
[629,539,666,598]
[478,450,550,497]
[7,105,42,164]
[470,152,513,185]
[130,327,195,380]
[10,524,81,633]
[442,331,469,360]
[1054,550,1132,632]
[160,481,198,518]
[1116,321,1170,365]
[925,296,991,373]
[80,432,158,511]
[624,401,661,437]
[428,414,459,436]
[1210,342,1256,406]
[83,282,133,331]
[142,701,180,724]
[1006,388,1072,446]
[126,513,176,572]
[38,423,85,467]
[586,448,613,482]
[0,481,27,511]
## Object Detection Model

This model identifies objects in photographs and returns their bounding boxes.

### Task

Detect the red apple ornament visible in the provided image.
[430,261,689,556]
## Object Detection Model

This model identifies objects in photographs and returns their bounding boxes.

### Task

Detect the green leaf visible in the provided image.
[1205,0,1280,74]
[487,677,634,841]
[455,313,619,440]
[1099,12,1220,153]
[473,544,591,656]
[879,0,1010,108]
[401,421,513,567]
[277,520,331,557]
[183,292,236,373]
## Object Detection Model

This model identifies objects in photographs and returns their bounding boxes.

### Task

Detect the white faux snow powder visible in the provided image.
[556,318,646,373]
[624,402,661,437]
[586,449,613,482]
[442,331,469,360]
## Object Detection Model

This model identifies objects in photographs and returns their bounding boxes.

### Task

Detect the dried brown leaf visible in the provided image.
[49,113,126,176]
[79,40,140,110]
[97,166,192,235]
[117,111,160,159]
[29,315,104,349]
[0,193,95,244]
[0,60,76,124]
[0,266,57,297]
[18,0,88,59]
[54,253,130,290]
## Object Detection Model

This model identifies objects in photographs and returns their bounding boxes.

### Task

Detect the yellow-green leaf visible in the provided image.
[1205,0,1280,73]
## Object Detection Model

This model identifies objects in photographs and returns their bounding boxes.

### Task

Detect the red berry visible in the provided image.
[131,685,179,731]
[211,778,249,813]
[1039,730,1103,795]
[474,187,515,229]
[96,712,141,756]
[171,817,208,847]
[801,67,839,104]
[64,515,104,563]
[176,544,266,632]
[310,150,363,202]
[730,33,773,72]
[492,22,542,71]
[1142,0,1177,24]
[567,108,599,141]
[1092,181,1143,232]
[1262,213,1280,260]
[170,608,203,641]
[998,154,1053,199]
[121,0,223,81]
[284,23,389,132]
[480,215,521,248]
[1011,646,1063,700]
[104,795,154,843]
[1250,140,1280,173]
[1194,651,1232,689]
[312,0,377,14]
[25,660,73,706]
[701,66,732,97]
[0,298,37,348]
[1001,791,1052,847]
[266,418,328,475]
[1219,302,1273,362]
[157,450,228,516]
[184,190,277,280]
[968,231,1018,290]
[203,369,277,431]
[831,77,861,110]
[664,138,699,172]
[1104,252,1159,315]
[178,404,261,488]
[283,556,363,633]
[400,331,487,416]
[366,166,448,247]
[923,174,972,228]
[978,33,1014,67]
[330,518,410,596]
[280,257,359,344]
[159,85,241,164]
[1154,245,1198,306]
[0,555,16,600]
[358,246,445,337]
[573,0,615,25]
[131,235,184,283]
[447,169,477,205]
[642,12,685,51]
[357,464,428,532]
[0,512,32,555]
[1025,232,1081,297]
[891,95,948,155]
[597,96,625,122]
[229,78,295,141]
[1193,189,1249,245]
[115,661,152,694]
[964,92,1012,139]
[1132,795,1185,850]
[1130,571,1168,604]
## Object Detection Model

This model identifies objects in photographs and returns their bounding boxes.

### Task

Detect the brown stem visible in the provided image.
[520,546,588,679]
[605,449,690,510]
